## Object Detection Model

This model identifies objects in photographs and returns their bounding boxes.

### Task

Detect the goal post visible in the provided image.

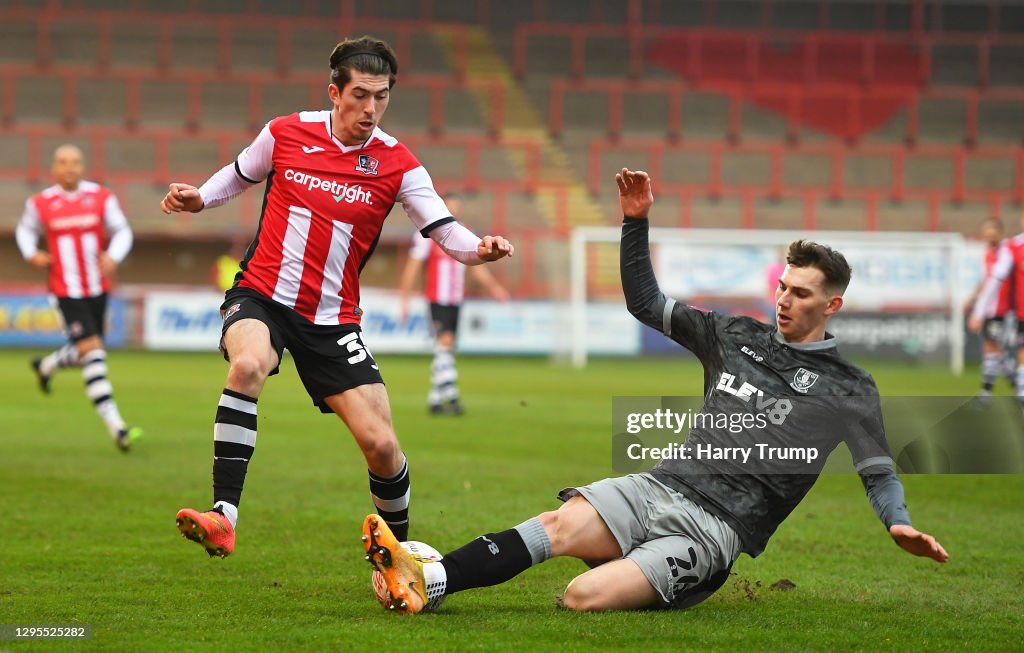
[569,227,968,374]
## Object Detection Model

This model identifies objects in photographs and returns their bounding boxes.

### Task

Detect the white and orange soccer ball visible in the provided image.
[370,540,443,611]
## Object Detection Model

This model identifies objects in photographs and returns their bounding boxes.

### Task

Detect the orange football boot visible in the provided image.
[176,508,235,558]
[362,514,426,614]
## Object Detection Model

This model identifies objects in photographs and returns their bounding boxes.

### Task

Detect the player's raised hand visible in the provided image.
[616,168,653,219]
[161,183,205,214]
[889,524,949,563]
[477,235,514,261]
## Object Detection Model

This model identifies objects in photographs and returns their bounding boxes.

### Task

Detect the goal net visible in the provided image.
[568,227,971,373]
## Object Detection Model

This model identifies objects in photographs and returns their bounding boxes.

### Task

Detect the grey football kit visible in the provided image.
[564,217,913,608]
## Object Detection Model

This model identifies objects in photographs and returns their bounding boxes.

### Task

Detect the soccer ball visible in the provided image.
[371,540,443,611]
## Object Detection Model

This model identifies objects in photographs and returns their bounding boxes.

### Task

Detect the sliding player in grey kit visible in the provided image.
[361,168,947,614]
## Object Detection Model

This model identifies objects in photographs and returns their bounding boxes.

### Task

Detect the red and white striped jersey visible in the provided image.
[975,234,1024,320]
[15,181,132,299]
[409,233,466,305]
[981,242,1014,318]
[226,111,451,325]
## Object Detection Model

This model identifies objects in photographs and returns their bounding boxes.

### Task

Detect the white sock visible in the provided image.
[97,402,127,439]
[422,559,447,611]
[982,352,1001,387]
[41,343,79,376]
[431,348,458,403]
[82,350,126,438]
[213,501,238,529]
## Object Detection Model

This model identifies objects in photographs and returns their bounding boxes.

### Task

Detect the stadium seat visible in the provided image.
[1,2,1022,241]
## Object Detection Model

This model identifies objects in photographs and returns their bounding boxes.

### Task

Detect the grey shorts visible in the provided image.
[560,473,741,609]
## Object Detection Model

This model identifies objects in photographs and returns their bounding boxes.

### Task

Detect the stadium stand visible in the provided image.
[510,5,1024,236]
[2,0,1023,291]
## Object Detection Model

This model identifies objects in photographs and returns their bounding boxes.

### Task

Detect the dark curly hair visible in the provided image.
[786,239,852,295]
[329,36,398,91]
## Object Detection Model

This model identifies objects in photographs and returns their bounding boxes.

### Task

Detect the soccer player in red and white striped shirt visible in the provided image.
[398,192,509,415]
[161,36,513,558]
[971,214,1024,403]
[965,218,1016,402]
[15,144,142,452]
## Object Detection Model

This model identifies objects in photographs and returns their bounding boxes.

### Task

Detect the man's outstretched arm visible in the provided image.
[617,169,722,358]
[618,168,668,332]
[160,121,274,214]
[859,468,948,563]
[847,388,948,564]
[889,523,948,562]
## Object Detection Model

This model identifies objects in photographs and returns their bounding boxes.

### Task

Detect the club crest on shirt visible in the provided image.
[791,368,819,393]
[355,154,379,176]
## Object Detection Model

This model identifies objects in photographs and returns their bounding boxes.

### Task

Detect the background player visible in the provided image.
[397,191,510,415]
[15,144,142,452]
[362,168,947,614]
[970,212,1024,405]
[211,236,247,294]
[160,36,513,558]
[965,217,1015,402]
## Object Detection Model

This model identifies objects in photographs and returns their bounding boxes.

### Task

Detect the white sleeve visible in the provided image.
[971,244,1013,322]
[198,163,256,209]
[103,193,133,263]
[15,198,41,260]
[397,165,452,234]
[409,231,432,261]
[235,122,275,182]
[198,122,275,208]
[429,221,483,265]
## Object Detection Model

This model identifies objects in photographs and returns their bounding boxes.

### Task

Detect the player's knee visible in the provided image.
[561,576,608,612]
[75,337,102,357]
[359,431,399,470]
[226,353,269,389]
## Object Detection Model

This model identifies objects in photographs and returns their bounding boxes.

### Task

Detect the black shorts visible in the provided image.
[56,294,108,342]
[982,316,1022,347]
[982,317,1005,344]
[429,303,461,335]
[220,287,384,413]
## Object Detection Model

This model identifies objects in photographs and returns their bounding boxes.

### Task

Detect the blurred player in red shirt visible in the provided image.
[398,192,510,415]
[970,216,1023,402]
[16,144,142,452]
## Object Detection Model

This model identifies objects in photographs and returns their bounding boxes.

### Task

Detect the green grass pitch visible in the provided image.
[1,349,1021,652]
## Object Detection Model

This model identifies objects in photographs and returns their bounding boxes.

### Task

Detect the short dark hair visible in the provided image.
[329,36,398,91]
[786,239,852,295]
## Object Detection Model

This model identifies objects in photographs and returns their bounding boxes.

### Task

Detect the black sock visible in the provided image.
[441,528,535,594]
[212,389,258,507]
[370,457,410,541]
